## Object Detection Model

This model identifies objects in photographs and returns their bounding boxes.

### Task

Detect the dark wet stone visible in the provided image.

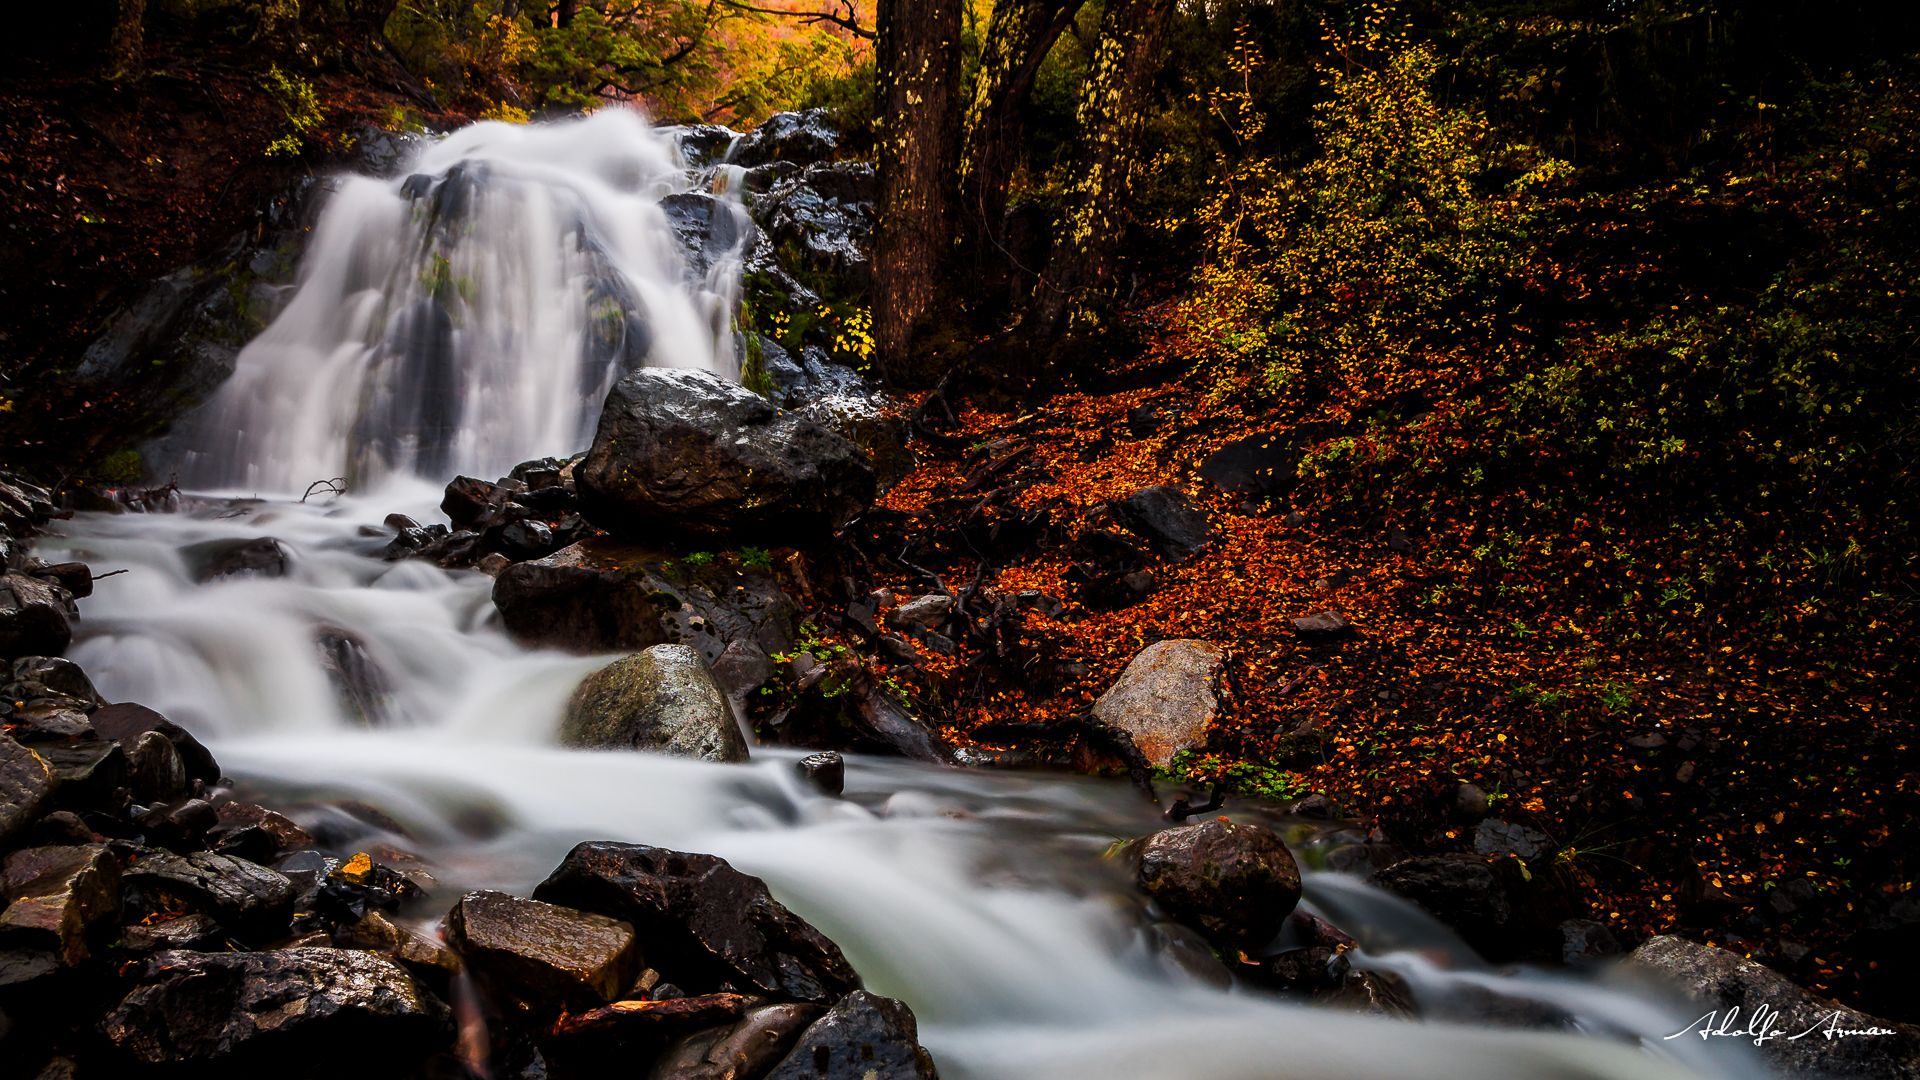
[0,844,120,964]
[534,841,861,1004]
[0,573,73,659]
[446,890,641,1013]
[762,991,938,1080]
[442,475,524,531]
[562,645,748,762]
[122,850,297,937]
[576,368,874,543]
[795,752,844,797]
[185,537,289,582]
[100,947,452,1070]
[90,703,221,785]
[1135,820,1302,950]
[730,109,840,167]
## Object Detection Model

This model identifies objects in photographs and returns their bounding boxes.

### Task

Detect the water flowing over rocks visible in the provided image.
[576,367,876,543]
[1091,640,1225,768]
[562,644,750,762]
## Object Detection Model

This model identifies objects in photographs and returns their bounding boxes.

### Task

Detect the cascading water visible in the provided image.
[33,112,1764,1080]
[173,110,742,494]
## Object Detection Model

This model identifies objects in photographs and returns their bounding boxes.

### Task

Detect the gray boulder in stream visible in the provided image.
[575,367,874,542]
[562,644,749,762]
[763,991,940,1080]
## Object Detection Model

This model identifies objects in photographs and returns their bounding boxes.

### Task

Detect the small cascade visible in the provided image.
[172,109,743,494]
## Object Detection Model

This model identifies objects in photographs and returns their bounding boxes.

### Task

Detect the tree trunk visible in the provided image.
[556,0,578,29]
[958,0,1080,257]
[1029,0,1175,340]
[106,0,145,79]
[872,0,963,382]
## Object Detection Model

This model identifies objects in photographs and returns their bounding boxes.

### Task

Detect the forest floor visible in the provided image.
[842,330,1916,1023]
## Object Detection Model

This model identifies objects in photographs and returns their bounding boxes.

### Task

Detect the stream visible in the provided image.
[32,110,1769,1080]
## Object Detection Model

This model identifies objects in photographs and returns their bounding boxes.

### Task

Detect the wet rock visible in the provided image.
[207,802,315,862]
[186,537,289,581]
[1136,820,1302,950]
[1147,922,1234,990]
[8,656,101,707]
[562,644,748,762]
[493,542,678,653]
[1370,854,1522,957]
[5,703,92,743]
[0,573,73,659]
[649,1001,823,1080]
[123,851,298,937]
[447,890,641,1012]
[534,841,862,1004]
[1453,782,1491,820]
[1290,610,1355,638]
[0,736,55,843]
[663,192,751,280]
[731,109,840,167]
[887,594,952,631]
[29,811,94,846]
[340,911,461,978]
[1091,640,1225,768]
[1628,935,1920,1077]
[127,731,188,802]
[795,751,845,796]
[101,947,452,1070]
[576,368,875,543]
[40,741,126,807]
[763,991,938,1080]
[1473,818,1553,862]
[0,844,120,964]
[669,123,740,168]
[119,913,225,954]
[498,518,557,560]
[90,702,221,786]
[1113,486,1212,561]
[442,475,524,531]
[315,627,397,727]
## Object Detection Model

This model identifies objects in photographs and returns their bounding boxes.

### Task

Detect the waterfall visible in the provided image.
[173,109,743,495]
[28,112,1756,1080]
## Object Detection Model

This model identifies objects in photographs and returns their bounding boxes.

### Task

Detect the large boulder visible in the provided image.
[100,948,452,1071]
[1091,640,1225,768]
[1628,935,1920,1078]
[763,991,939,1080]
[534,841,862,1005]
[1135,821,1301,951]
[561,644,749,762]
[89,702,222,786]
[0,573,74,658]
[446,890,643,1013]
[575,368,874,543]
[751,163,877,298]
